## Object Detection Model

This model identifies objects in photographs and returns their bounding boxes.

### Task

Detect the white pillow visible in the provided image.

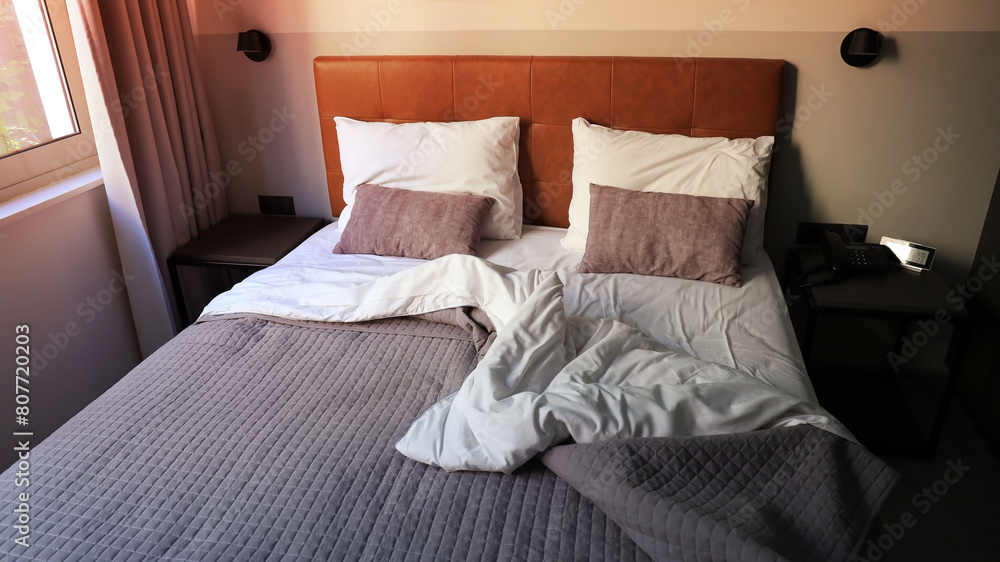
[335,116,522,240]
[563,118,773,262]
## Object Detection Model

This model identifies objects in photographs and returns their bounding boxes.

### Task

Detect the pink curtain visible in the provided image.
[72,0,225,301]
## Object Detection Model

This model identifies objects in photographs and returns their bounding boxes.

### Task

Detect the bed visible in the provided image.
[1,56,897,561]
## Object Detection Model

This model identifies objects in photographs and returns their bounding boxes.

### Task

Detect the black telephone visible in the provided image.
[822,230,898,278]
[798,231,898,287]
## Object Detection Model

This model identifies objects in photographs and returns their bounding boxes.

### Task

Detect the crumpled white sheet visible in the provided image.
[200,253,545,332]
[202,223,820,406]
[201,251,850,474]
[394,267,851,473]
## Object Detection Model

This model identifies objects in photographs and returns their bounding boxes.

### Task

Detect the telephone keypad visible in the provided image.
[848,247,889,269]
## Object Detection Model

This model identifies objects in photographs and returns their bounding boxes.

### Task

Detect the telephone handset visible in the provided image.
[798,231,898,287]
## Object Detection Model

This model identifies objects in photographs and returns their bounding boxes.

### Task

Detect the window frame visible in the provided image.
[0,0,97,202]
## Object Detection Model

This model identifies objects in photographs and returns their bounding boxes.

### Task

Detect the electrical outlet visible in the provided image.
[258,195,295,216]
[796,222,868,245]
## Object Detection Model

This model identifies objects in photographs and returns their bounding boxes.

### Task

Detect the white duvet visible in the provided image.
[200,224,851,472]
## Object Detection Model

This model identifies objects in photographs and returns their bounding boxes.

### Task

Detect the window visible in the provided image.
[1,0,78,157]
[0,0,95,200]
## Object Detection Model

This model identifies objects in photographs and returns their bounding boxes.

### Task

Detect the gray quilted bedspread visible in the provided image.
[0,314,897,561]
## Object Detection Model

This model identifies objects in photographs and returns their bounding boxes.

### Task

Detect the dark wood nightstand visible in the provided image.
[167,215,326,328]
[786,247,971,458]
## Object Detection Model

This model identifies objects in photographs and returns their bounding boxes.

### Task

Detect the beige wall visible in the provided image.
[188,1,1000,284]
[0,186,142,466]
[189,0,1000,33]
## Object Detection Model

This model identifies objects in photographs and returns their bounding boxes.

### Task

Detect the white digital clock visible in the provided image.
[880,236,936,272]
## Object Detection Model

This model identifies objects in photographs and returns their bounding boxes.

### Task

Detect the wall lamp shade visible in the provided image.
[237,29,271,62]
[841,28,883,67]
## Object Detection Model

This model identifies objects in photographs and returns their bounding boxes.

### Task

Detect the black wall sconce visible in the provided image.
[237,29,271,62]
[841,28,883,67]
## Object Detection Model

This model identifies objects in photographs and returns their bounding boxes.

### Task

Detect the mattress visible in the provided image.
[0,225,898,561]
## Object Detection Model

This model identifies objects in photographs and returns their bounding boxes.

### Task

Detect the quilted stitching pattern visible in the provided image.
[0,317,647,561]
[542,426,899,562]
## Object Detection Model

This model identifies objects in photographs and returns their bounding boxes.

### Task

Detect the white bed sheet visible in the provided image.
[199,222,848,471]
[202,222,814,403]
[393,268,847,472]
[484,227,816,404]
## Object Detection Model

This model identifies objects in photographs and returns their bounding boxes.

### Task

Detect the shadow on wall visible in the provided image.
[764,62,811,279]
[958,167,1000,462]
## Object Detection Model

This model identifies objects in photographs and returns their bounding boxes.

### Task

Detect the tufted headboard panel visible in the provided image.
[314,56,784,227]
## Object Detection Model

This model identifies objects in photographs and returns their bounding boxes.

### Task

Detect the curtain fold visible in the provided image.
[69,0,226,338]
[97,0,225,247]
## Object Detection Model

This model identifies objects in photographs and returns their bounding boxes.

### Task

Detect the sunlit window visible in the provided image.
[0,0,78,157]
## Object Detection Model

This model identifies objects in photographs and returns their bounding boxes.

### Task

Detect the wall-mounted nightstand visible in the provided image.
[786,247,971,458]
[167,215,326,329]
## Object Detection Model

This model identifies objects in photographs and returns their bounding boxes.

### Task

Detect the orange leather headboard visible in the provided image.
[314,56,784,227]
